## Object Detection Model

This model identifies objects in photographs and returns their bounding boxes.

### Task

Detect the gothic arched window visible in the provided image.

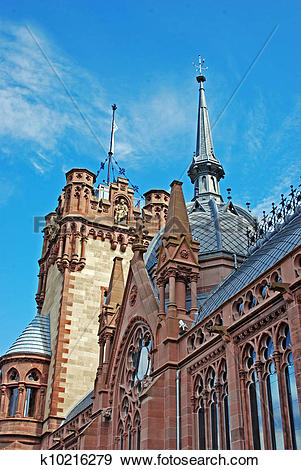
[282,326,301,450]
[207,368,219,449]
[210,391,219,450]
[8,387,19,417]
[135,415,141,450]
[266,361,283,449]
[24,387,37,418]
[263,337,284,449]
[246,345,263,449]
[8,369,19,382]
[116,323,153,450]
[196,377,206,450]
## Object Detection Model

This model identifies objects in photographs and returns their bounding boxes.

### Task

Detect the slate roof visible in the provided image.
[196,210,301,323]
[64,390,94,423]
[5,313,51,356]
[144,198,255,273]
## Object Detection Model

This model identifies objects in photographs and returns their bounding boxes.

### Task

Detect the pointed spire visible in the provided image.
[188,57,225,202]
[105,256,124,306]
[163,180,191,238]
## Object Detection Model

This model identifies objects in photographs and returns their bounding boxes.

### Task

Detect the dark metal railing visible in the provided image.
[247,181,301,248]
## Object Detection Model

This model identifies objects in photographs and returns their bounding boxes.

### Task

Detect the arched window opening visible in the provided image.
[198,398,206,450]
[28,371,39,382]
[249,371,263,450]
[261,284,268,298]
[122,398,129,418]
[202,176,208,191]
[224,386,231,450]
[285,352,301,449]
[210,392,219,449]
[8,388,19,417]
[9,369,19,382]
[246,345,256,370]
[128,425,132,450]
[266,361,284,449]
[211,177,216,192]
[24,388,37,418]
[135,415,141,450]
[282,325,291,350]
[120,433,124,450]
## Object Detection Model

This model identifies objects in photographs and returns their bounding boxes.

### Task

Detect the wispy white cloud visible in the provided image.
[0,21,109,168]
[244,90,267,155]
[0,21,195,181]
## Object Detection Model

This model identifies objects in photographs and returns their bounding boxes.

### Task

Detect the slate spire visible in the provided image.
[188,57,225,202]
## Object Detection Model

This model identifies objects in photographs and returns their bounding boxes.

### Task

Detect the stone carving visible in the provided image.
[129,285,138,306]
[114,199,129,225]
[102,407,112,420]
[180,249,189,259]
[46,213,60,241]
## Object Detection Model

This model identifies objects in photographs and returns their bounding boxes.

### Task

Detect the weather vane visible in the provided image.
[192,55,208,76]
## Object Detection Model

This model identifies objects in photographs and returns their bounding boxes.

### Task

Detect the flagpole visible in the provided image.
[107,104,117,185]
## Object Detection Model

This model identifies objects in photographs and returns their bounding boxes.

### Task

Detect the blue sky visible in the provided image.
[0,0,300,354]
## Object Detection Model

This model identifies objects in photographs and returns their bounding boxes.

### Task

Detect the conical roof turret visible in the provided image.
[188,57,225,202]
[4,313,51,357]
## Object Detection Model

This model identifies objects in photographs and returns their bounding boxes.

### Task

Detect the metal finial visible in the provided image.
[227,188,232,200]
[246,202,251,212]
[193,55,208,76]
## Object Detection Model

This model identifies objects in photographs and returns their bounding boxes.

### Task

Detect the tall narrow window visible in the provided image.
[136,416,141,450]
[211,177,216,192]
[128,425,132,450]
[266,361,284,449]
[211,392,219,449]
[246,346,263,450]
[24,388,37,418]
[198,398,206,450]
[224,387,231,449]
[136,426,141,450]
[120,427,124,450]
[285,352,301,449]
[249,372,262,449]
[9,387,19,417]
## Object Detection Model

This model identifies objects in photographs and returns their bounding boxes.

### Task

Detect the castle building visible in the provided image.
[0,65,300,451]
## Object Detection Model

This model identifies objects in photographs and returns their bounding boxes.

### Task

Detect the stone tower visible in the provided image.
[0,166,169,449]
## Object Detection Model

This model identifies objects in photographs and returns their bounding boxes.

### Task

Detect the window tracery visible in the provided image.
[241,325,301,450]
[116,323,153,450]
[193,359,230,450]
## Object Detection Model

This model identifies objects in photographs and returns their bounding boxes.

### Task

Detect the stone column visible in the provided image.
[38,386,46,420]
[72,232,81,263]
[0,386,6,417]
[225,342,245,449]
[158,280,166,317]
[287,290,301,419]
[16,384,25,418]
[239,369,251,448]
[215,382,224,449]
[190,274,198,318]
[80,236,88,263]
[176,275,186,315]
[168,270,177,314]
